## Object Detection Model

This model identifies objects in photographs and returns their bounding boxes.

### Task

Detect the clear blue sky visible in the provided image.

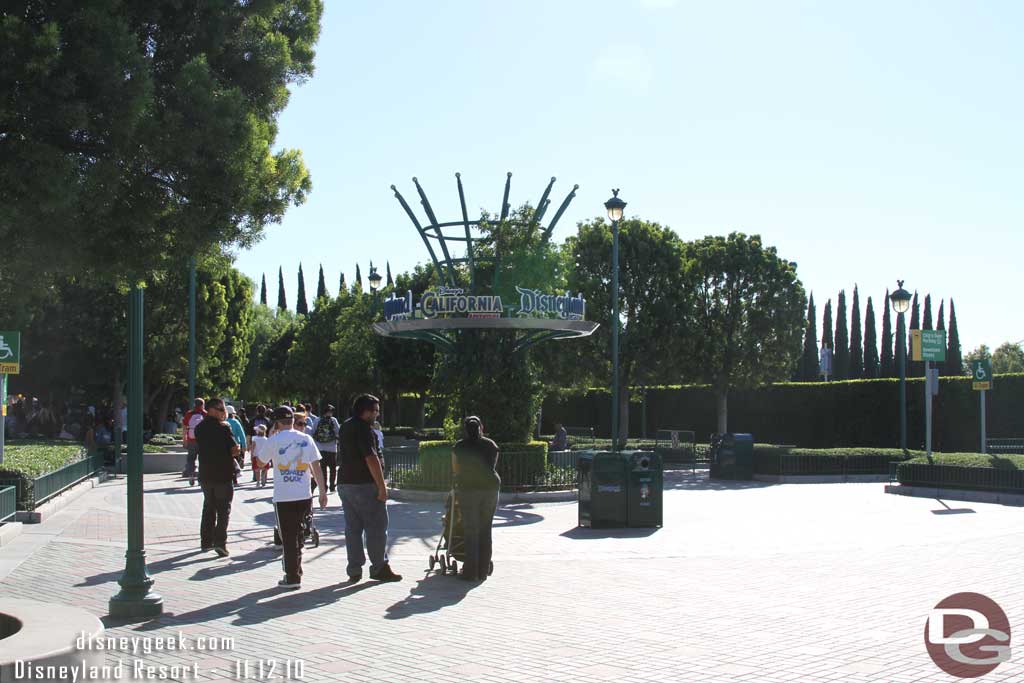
[234,0,1024,355]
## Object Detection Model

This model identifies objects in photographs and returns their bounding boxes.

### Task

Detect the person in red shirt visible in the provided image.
[182,398,206,486]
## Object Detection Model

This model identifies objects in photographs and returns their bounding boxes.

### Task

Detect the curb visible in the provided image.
[884,484,1024,507]
[0,522,22,547]
[754,474,890,484]
[15,470,110,524]
[388,487,578,504]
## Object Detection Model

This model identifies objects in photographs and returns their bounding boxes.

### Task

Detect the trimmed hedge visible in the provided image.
[543,374,1024,452]
[410,440,548,490]
[0,441,90,510]
[753,447,911,475]
[896,452,1024,493]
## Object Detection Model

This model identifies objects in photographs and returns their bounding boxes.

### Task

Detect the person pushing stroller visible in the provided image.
[451,416,500,582]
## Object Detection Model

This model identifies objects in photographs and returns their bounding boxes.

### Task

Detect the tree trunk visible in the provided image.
[417,395,426,430]
[154,388,175,434]
[393,393,402,427]
[715,387,728,434]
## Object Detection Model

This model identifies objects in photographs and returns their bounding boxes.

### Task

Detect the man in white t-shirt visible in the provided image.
[255,405,328,589]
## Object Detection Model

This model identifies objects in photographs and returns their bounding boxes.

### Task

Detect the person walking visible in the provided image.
[256,406,328,589]
[338,394,401,583]
[312,404,341,492]
[195,398,239,557]
[251,424,271,487]
[182,398,206,486]
[226,405,247,487]
[452,416,500,582]
[251,405,270,481]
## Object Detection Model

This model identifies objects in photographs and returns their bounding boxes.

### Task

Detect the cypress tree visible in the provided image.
[923,294,933,330]
[936,300,947,375]
[386,261,394,288]
[880,289,894,377]
[909,292,921,376]
[355,263,363,292]
[800,293,818,381]
[316,264,327,301]
[821,299,833,358]
[849,286,862,379]
[947,299,963,375]
[863,296,879,378]
[296,263,308,315]
[834,290,849,380]
[339,271,346,294]
[259,274,267,306]
[277,267,287,312]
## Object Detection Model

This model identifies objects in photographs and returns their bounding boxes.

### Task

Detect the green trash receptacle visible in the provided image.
[627,451,663,527]
[577,451,628,527]
[710,433,754,480]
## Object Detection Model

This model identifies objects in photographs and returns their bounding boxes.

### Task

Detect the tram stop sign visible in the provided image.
[972,359,993,391]
[0,331,20,375]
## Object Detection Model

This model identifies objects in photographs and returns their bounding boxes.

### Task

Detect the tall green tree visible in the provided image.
[0,0,321,288]
[339,272,347,293]
[679,233,805,433]
[936,299,947,375]
[799,293,819,381]
[821,299,834,359]
[947,299,963,375]
[260,274,268,306]
[962,344,991,376]
[863,296,879,378]
[880,289,894,377]
[296,263,309,315]
[386,262,394,288]
[923,294,933,330]
[316,264,327,302]
[239,307,300,402]
[993,342,1024,374]
[568,217,691,444]
[834,290,849,380]
[277,267,287,312]
[354,264,363,292]
[848,286,862,379]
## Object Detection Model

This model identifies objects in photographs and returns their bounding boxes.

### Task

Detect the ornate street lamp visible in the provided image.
[368,264,383,294]
[890,280,912,450]
[604,189,626,451]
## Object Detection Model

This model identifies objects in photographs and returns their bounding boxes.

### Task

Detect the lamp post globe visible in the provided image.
[890,281,912,314]
[604,189,626,451]
[368,266,383,294]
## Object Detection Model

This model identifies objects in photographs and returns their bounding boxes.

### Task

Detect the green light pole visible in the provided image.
[188,256,197,404]
[109,285,163,617]
[890,281,912,451]
[604,190,626,451]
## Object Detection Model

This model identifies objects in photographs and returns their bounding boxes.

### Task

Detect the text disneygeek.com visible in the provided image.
[13,631,306,680]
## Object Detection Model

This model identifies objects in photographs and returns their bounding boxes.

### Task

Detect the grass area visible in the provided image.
[143,444,167,453]
[148,433,180,446]
[0,440,88,478]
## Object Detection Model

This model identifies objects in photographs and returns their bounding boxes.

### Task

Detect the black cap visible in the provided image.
[271,405,294,421]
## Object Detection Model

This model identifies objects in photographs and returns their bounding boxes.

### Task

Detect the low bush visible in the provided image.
[754,447,912,475]
[148,433,179,446]
[404,440,549,490]
[0,441,90,509]
[896,453,1024,493]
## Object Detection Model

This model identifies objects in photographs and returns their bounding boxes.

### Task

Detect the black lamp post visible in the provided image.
[890,281,912,451]
[604,190,626,451]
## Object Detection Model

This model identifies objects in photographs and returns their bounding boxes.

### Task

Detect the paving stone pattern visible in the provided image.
[0,471,1021,682]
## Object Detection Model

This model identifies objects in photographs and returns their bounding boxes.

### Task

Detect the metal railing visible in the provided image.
[896,462,1024,493]
[654,429,701,469]
[0,451,105,511]
[383,446,577,492]
[0,486,16,522]
[987,438,1024,455]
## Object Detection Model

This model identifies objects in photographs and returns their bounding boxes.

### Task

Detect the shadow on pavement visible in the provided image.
[932,499,976,515]
[560,527,660,539]
[78,549,221,587]
[232,581,379,625]
[384,571,479,620]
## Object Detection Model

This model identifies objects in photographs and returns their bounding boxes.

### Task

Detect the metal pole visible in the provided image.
[188,256,197,404]
[925,360,932,459]
[980,390,987,454]
[897,311,907,451]
[109,286,163,618]
[611,218,620,452]
[0,374,6,465]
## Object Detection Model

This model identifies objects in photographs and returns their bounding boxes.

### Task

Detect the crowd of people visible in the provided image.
[183,393,501,589]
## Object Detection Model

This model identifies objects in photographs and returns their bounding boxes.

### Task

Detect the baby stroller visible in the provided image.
[428,490,492,576]
[273,506,320,548]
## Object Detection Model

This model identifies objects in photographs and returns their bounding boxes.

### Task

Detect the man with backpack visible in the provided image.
[312,404,340,492]
[182,398,206,486]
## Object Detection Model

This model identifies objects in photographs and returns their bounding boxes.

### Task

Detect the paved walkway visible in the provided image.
[1,470,1022,682]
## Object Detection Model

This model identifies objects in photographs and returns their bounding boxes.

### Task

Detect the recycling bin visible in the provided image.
[710,433,754,480]
[627,451,663,527]
[577,451,628,527]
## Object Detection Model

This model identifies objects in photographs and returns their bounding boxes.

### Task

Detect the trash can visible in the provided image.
[710,433,754,480]
[577,451,628,527]
[627,451,663,527]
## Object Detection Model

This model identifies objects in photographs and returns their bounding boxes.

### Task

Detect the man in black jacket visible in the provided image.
[196,398,239,557]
